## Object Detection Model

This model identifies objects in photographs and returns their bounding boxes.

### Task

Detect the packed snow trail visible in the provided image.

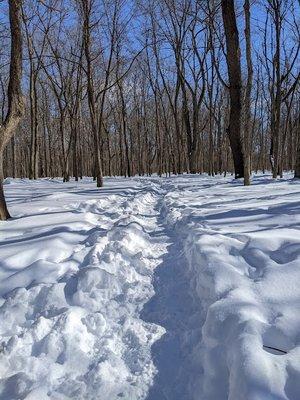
[142,179,204,400]
[0,174,300,400]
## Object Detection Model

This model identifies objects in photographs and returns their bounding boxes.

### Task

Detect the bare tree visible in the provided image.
[221,0,244,179]
[243,0,253,185]
[0,0,299,186]
[0,0,24,220]
[295,113,300,178]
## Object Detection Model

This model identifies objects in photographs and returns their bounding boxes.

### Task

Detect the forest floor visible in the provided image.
[0,173,299,400]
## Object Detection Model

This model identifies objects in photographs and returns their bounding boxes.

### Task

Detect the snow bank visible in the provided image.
[162,174,300,400]
[0,178,167,400]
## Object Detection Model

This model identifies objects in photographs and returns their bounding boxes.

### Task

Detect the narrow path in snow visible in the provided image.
[141,180,204,400]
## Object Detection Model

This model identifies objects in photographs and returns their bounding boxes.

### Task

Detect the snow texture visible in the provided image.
[0,173,299,400]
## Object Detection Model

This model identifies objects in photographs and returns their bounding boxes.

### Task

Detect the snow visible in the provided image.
[0,174,299,400]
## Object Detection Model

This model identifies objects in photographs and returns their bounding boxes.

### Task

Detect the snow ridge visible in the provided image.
[160,175,300,400]
[0,180,167,400]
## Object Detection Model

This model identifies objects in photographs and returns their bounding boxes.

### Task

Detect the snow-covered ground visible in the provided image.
[0,174,299,400]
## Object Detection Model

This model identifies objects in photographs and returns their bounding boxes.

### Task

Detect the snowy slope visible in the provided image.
[0,174,299,400]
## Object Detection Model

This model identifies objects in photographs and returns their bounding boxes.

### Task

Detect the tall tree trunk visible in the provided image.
[29,71,39,179]
[269,1,283,178]
[42,113,48,177]
[243,0,253,185]
[295,115,300,178]
[81,0,103,187]
[117,81,131,178]
[0,0,24,220]
[221,0,244,178]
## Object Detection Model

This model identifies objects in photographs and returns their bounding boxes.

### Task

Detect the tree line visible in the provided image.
[0,0,299,220]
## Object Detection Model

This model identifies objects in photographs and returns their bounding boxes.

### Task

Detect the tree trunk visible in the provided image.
[81,0,103,187]
[0,153,10,220]
[295,120,300,178]
[221,0,244,179]
[29,72,39,179]
[11,136,16,178]
[118,81,131,177]
[243,0,253,185]
[0,0,24,220]
[0,183,10,220]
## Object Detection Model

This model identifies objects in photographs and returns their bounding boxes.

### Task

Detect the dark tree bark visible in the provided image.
[295,115,300,178]
[243,0,253,185]
[81,0,103,187]
[269,0,282,178]
[0,0,24,220]
[221,0,244,178]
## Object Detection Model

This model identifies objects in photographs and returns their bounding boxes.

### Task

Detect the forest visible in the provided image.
[0,2,300,399]
[0,0,299,207]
